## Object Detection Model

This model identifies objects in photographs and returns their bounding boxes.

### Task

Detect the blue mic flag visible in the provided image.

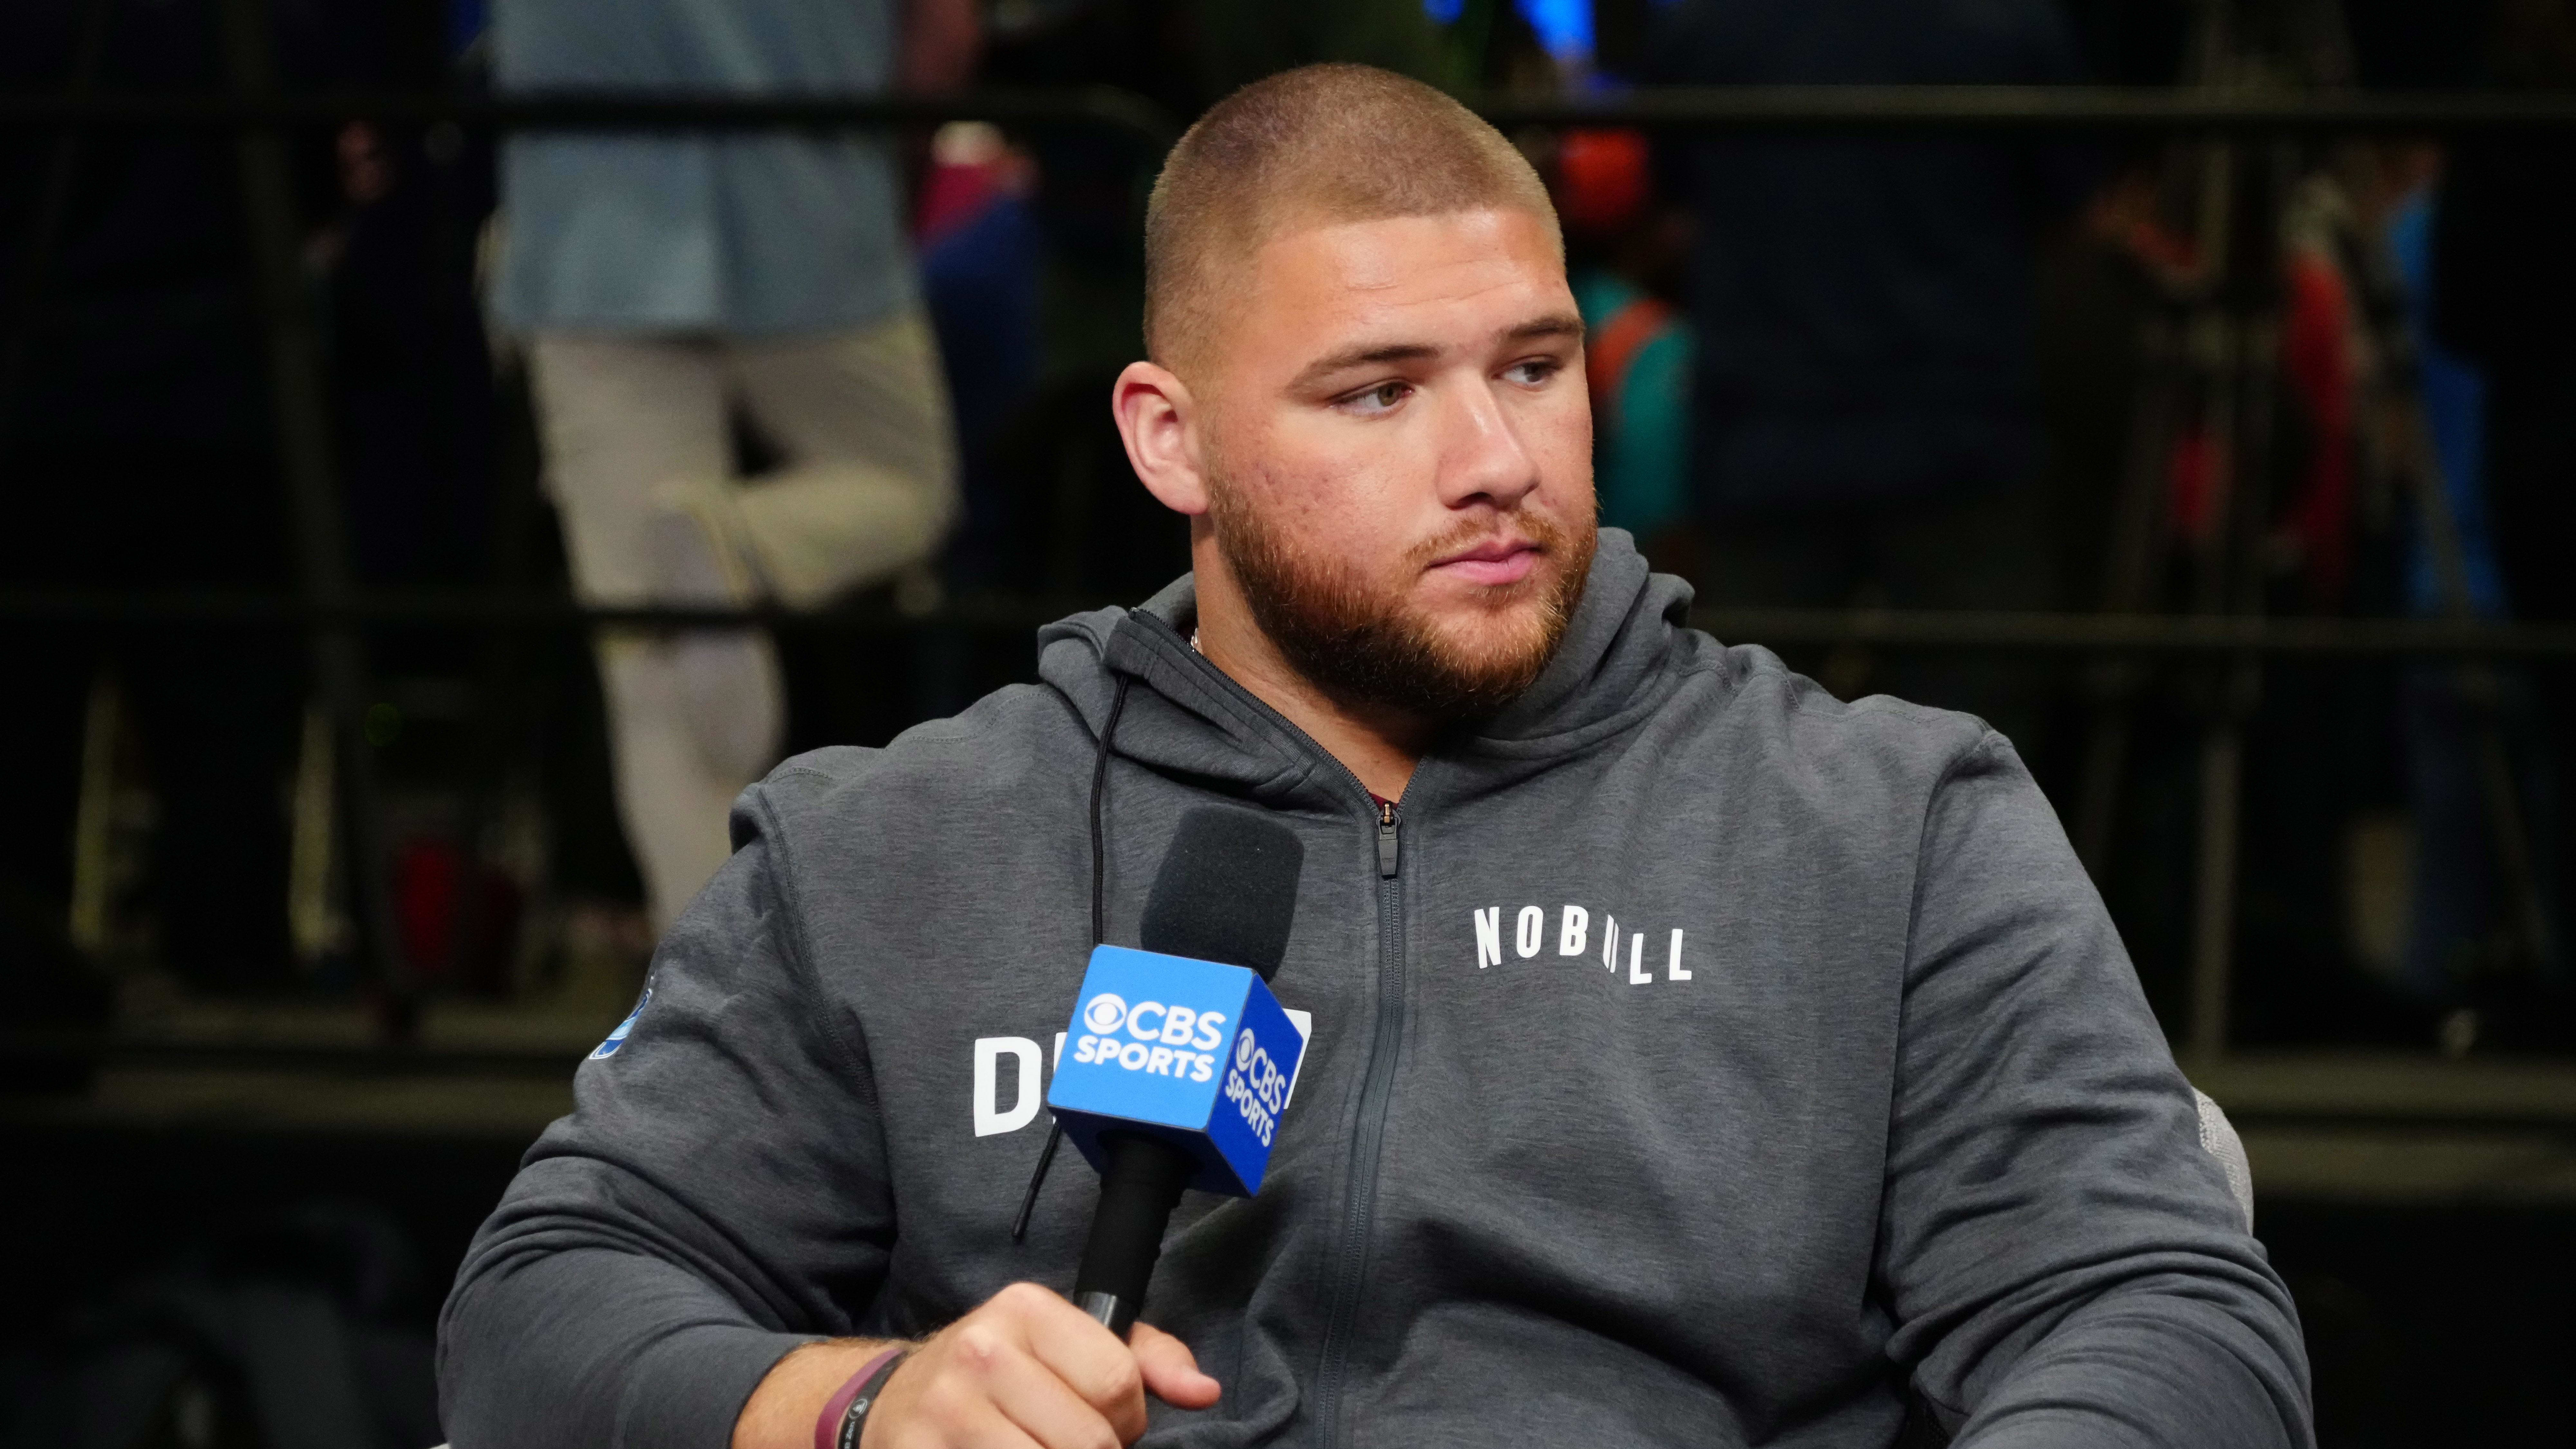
[1047,943,1308,1197]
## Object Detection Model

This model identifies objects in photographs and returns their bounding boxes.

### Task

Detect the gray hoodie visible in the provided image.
[438,533,2310,1449]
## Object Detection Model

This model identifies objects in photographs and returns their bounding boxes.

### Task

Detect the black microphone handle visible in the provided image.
[1071,1132,1197,1338]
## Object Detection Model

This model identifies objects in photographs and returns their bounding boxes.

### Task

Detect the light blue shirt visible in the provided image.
[494,0,915,336]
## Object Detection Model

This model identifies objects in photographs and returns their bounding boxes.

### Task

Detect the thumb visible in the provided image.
[1129,1321,1222,1409]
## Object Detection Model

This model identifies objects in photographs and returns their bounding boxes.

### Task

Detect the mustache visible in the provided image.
[1404,509,1576,573]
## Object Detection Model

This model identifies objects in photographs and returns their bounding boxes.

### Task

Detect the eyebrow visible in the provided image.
[1289,311,1587,392]
[1504,312,1586,345]
[1290,340,1439,391]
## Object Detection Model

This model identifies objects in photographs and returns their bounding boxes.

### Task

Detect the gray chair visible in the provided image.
[2194,1088,2257,1229]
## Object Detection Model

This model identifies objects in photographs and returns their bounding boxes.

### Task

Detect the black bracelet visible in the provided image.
[834,1348,912,1449]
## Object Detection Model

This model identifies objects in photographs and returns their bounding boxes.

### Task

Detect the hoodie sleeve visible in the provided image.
[1876,734,2313,1449]
[436,783,891,1449]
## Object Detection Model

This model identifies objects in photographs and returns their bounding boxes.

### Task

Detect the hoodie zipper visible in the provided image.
[1127,614,1411,1445]
[1314,793,1404,1446]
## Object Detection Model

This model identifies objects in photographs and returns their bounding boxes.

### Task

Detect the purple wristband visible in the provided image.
[814,1347,907,1449]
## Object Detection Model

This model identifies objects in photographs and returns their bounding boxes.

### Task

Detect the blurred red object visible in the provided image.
[2168,427,2222,547]
[916,121,1033,246]
[1587,293,1676,416]
[395,836,523,995]
[2281,248,2355,604]
[1556,128,1653,238]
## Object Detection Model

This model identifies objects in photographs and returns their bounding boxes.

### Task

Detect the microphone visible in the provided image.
[1048,806,1307,1337]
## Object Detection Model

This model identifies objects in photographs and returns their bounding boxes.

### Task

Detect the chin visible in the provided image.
[1417,599,1557,666]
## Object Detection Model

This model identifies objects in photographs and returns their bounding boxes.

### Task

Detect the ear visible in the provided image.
[1112,361,1211,517]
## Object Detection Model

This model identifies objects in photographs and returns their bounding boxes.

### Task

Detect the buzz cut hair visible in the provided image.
[1142,63,1562,374]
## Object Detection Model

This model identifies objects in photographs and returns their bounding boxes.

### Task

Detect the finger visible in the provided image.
[1129,1323,1221,1410]
[966,1328,1132,1449]
[993,1288,1149,1429]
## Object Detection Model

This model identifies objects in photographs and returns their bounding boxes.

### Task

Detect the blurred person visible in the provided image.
[331,116,501,603]
[0,0,323,994]
[1644,0,2092,754]
[2392,167,2566,1022]
[2431,0,2576,989]
[441,67,2307,1449]
[1553,128,1695,560]
[915,122,1041,596]
[493,0,978,929]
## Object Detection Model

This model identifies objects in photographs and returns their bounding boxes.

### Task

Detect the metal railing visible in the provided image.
[0,86,1183,145]
[9,84,2576,138]
[7,590,2576,659]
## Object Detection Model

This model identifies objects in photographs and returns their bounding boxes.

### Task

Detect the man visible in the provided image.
[440,66,2310,1449]
[494,0,977,929]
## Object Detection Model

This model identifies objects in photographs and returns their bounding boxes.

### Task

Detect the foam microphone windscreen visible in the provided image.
[1138,806,1305,980]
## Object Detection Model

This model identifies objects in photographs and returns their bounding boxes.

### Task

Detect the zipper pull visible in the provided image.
[1376,799,1401,879]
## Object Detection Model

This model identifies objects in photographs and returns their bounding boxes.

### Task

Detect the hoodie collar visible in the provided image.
[1035,529,1695,804]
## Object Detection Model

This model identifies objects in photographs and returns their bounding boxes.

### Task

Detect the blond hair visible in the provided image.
[1143,63,1560,373]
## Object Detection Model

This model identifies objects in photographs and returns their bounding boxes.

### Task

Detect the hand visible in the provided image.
[733,1283,1220,1449]
[867,1284,1219,1448]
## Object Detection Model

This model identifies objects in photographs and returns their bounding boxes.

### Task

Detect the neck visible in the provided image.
[1189,554,1427,803]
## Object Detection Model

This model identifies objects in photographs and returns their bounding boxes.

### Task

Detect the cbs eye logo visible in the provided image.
[1081,993,1128,1035]
[1235,1028,1258,1069]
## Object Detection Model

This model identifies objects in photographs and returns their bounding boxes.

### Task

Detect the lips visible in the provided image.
[1428,537,1541,587]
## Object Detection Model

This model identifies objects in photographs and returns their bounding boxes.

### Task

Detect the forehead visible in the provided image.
[1225,208,1569,360]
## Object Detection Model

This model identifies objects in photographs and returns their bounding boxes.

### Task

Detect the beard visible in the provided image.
[1208,474,1596,725]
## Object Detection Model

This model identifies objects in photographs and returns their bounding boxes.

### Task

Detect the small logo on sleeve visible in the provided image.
[590,986,652,1060]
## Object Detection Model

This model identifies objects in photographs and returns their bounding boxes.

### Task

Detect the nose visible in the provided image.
[1434,373,1543,513]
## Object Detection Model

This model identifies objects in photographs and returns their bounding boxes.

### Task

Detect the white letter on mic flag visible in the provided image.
[1474,908,1503,969]
[974,1037,1041,1137]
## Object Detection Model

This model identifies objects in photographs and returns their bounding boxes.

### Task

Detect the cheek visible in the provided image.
[1522,390,1598,510]
[1241,421,1420,550]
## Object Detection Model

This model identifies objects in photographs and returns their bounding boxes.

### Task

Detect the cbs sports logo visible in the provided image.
[1067,992,1230,1083]
[1222,1024,1291,1147]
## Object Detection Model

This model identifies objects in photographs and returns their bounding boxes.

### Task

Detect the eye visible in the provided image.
[1338,380,1411,416]
[1503,358,1561,387]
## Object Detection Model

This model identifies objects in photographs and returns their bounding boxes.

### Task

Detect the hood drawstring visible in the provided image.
[1013,671,1134,1243]
[1089,675,1134,947]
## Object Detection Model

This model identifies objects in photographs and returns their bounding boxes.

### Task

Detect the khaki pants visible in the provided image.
[529,311,958,927]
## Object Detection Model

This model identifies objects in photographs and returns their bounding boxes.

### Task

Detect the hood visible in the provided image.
[1033,529,1703,810]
